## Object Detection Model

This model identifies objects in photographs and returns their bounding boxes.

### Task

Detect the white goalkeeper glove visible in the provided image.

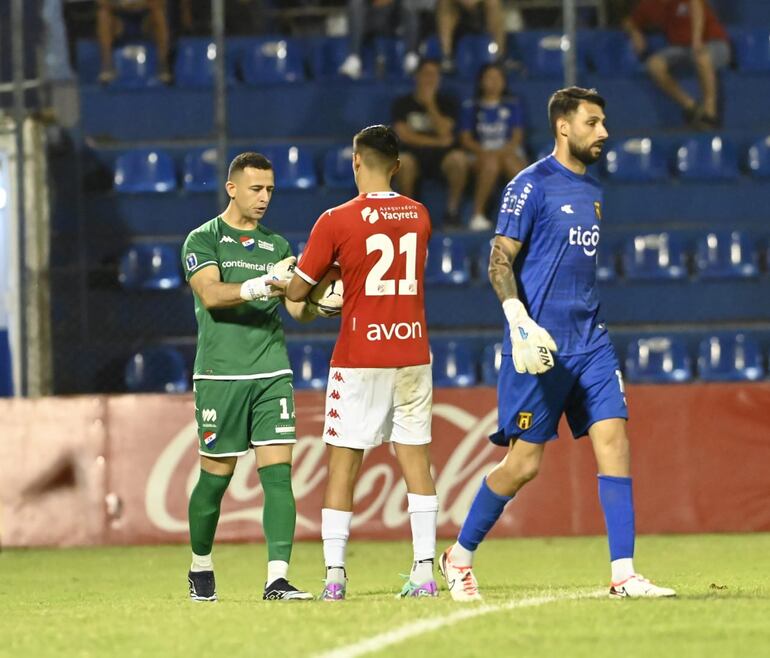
[239,275,272,301]
[269,255,296,283]
[503,298,558,375]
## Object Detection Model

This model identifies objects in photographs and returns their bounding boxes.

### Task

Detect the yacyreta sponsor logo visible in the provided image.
[569,225,600,257]
[366,320,423,342]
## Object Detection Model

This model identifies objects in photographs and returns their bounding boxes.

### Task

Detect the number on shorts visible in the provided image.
[279,397,291,420]
[364,233,418,296]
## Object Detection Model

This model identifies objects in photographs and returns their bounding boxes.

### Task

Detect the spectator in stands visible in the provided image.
[97,0,171,84]
[623,0,729,129]
[392,58,469,228]
[459,63,527,231]
[437,0,505,73]
[338,0,421,79]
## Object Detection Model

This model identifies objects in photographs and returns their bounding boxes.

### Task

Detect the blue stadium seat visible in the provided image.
[732,28,770,73]
[118,244,182,290]
[361,37,409,79]
[604,138,667,182]
[323,145,356,189]
[114,149,176,193]
[432,340,477,387]
[747,135,770,178]
[76,40,101,85]
[480,342,503,386]
[698,334,765,382]
[624,336,692,383]
[125,346,189,393]
[418,35,442,61]
[587,30,642,76]
[288,343,330,390]
[241,37,305,85]
[511,31,587,78]
[675,136,739,181]
[596,245,617,282]
[454,35,500,80]
[183,147,218,192]
[425,236,471,285]
[306,37,350,80]
[268,145,318,189]
[476,239,494,282]
[112,44,160,88]
[174,38,237,88]
[694,231,759,280]
[623,233,687,280]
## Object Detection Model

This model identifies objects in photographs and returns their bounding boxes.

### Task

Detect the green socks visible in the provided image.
[259,462,296,563]
[188,470,232,556]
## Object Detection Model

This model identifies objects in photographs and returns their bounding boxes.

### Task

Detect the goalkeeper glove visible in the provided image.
[269,255,296,283]
[503,298,558,375]
[240,275,272,301]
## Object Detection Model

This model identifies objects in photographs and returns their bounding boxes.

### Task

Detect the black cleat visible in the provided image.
[188,570,217,602]
[263,577,313,601]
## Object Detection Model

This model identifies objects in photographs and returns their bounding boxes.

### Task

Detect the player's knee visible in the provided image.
[443,149,468,174]
[480,152,500,175]
[501,453,540,487]
[646,55,667,75]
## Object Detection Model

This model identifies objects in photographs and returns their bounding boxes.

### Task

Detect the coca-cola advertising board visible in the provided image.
[2,384,770,547]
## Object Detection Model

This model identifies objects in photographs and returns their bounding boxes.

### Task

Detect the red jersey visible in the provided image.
[630,0,727,46]
[296,191,431,368]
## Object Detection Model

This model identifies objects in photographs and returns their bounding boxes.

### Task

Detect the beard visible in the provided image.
[568,139,604,165]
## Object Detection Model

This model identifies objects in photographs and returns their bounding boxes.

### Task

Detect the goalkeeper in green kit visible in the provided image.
[181,152,320,602]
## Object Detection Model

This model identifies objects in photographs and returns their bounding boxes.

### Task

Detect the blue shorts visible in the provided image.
[490,341,628,446]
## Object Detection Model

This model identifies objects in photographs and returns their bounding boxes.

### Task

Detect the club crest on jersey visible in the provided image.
[202,431,217,448]
[594,202,602,221]
[516,412,533,431]
[361,207,380,224]
[240,236,256,251]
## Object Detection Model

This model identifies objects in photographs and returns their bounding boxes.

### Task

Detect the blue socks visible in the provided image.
[457,478,513,552]
[598,474,635,561]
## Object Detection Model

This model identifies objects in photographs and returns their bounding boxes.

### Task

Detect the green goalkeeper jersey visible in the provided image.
[182,216,293,379]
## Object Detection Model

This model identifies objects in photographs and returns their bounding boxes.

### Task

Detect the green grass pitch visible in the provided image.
[2,534,769,658]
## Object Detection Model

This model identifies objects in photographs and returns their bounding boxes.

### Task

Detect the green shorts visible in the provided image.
[194,375,296,457]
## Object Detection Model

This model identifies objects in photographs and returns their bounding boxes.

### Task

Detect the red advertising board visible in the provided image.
[2,385,769,547]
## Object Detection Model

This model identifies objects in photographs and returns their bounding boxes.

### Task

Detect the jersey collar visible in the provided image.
[364,192,401,199]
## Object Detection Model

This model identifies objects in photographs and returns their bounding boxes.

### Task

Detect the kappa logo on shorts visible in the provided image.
[332,371,345,383]
[327,408,341,419]
[326,427,339,438]
[329,390,341,400]
[516,411,533,431]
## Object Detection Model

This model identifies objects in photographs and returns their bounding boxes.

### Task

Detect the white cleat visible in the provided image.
[439,546,482,602]
[609,574,677,599]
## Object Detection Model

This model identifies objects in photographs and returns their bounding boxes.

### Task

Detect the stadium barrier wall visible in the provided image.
[2,384,769,547]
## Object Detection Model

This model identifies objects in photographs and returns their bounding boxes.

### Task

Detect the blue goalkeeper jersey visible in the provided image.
[495,154,611,356]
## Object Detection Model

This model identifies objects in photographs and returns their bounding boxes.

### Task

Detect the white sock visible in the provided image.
[410,559,434,584]
[407,493,439,563]
[322,508,353,569]
[267,560,289,585]
[190,552,212,572]
[326,566,346,584]
[611,558,635,583]
[450,542,474,567]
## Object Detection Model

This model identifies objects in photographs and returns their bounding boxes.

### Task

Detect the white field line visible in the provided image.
[314,589,606,658]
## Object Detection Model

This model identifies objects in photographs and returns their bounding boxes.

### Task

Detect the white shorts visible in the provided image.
[323,364,433,450]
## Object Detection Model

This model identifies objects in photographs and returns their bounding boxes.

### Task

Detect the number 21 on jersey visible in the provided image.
[365,232,417,296]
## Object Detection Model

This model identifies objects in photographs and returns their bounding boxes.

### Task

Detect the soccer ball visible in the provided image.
[308,265,343,317]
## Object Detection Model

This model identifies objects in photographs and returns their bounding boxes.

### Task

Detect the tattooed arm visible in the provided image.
[488,235,524,303]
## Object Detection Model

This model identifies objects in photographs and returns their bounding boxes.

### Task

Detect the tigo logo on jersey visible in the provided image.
[240,236,256,251]
[516,412,533,431]
[361,207,380,224]
[219,235,237,244]
[202,431,217,448]
[569,225,600,257]
[186,253,198,270]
